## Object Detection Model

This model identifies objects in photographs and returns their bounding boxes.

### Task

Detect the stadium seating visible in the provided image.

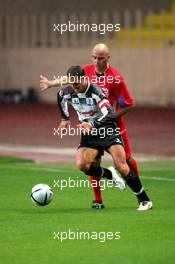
[114,2,175,47]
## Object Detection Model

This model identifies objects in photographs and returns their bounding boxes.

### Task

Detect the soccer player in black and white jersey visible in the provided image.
[56,66,152,211]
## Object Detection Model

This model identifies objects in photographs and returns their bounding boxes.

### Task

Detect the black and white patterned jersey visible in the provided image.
[57,83,117,128]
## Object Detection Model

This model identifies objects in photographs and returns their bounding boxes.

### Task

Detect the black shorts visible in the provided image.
[78,126,123,151]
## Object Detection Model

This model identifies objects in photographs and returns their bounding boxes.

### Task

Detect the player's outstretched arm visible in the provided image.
[40,75,69,92]
[115,104,135,118]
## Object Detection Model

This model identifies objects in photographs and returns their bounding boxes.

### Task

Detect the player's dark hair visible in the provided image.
[66,66,85,78]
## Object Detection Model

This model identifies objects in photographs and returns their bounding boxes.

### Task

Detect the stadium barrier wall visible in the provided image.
[0,47,175,106]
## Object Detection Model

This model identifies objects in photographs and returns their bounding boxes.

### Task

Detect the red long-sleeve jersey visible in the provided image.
[83,64,134,132]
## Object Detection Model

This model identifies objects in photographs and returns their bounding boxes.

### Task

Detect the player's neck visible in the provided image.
[95,63,109,75]
[78,82,90,93]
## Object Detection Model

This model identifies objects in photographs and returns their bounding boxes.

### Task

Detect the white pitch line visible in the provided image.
[0,165,175,182]
[0,165,70,173]
[142,176,175,182]
[0,144,175,161]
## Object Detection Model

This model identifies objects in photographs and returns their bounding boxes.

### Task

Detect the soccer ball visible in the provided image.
[31,183,53,206]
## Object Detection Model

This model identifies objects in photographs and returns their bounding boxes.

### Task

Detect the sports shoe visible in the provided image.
[137,201,153,211]
[108,166,126,190]
[91,201,105,209]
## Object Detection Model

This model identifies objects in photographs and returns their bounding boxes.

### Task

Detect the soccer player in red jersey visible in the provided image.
[82,43,140,209]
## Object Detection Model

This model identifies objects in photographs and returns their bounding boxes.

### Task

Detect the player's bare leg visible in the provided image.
[76,147,125,190]
[108,144,153,210]
[108,145,129,176]
[76,147,113,183]
[122,132,140,177]
[127,156,139,177]
[76,147,99,172]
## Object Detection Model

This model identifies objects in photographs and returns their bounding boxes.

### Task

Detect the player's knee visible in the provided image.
[116,162,129,176]
[76,160,90,172]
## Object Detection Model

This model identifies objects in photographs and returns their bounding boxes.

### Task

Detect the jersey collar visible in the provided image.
[77,82,90,96]
[94,63,109,76]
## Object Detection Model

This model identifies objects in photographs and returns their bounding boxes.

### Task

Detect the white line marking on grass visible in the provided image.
[0,164,174,182]
[25,167,69,173]
[0,165,72,173]
[0,145,175,161]
[142,176,175,182]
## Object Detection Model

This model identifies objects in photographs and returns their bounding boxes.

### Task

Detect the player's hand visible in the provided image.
[59,120,70,129]
[40,75,51,91]
[77,122,93,133]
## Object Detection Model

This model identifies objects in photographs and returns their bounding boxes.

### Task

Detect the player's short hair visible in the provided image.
[66,66,85,78]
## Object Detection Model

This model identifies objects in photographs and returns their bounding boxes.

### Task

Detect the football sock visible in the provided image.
[127,158,139,177]
[85,163,112,180]
[90,176,102,203]
[124,170,150,202]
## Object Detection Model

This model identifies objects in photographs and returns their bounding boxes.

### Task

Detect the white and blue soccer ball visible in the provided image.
[31,183,53,206]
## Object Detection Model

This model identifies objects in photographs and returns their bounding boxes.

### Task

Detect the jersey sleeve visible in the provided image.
[57,89,70,120]
[92,86,116,128]
[115,80,134,107]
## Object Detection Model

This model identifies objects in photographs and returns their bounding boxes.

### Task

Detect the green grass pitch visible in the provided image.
[0,156,175,264]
